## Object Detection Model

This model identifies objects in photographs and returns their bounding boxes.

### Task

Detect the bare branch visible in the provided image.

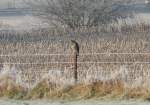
[25,0,134,29]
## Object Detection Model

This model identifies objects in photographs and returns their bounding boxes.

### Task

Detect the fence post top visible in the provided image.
[70,40,79,56]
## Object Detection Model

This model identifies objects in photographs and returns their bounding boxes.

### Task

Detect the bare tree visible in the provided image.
[25,0,134,29]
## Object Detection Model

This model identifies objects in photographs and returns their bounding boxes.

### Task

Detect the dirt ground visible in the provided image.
[0,99,150,105]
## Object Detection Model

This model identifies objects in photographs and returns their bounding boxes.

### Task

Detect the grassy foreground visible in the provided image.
[0,75,26,99]
[1,75,150,101]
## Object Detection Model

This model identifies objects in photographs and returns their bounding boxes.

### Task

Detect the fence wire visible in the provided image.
[0,52,150,89]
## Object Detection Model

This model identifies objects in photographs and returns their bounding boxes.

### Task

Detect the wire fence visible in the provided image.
[0,35,150,90]
[0,52,150,89]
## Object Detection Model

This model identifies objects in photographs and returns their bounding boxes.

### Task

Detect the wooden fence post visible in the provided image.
[70,40,79,84]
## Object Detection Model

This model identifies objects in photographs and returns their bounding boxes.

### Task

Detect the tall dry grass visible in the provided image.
[0,24,150,99]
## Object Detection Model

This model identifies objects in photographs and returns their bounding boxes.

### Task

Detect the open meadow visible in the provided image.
[0,29,150,101]
[1,3,150,105]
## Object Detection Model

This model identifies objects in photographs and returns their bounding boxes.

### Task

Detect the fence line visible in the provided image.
[1,41,150,89]
[1,62,150,65]
[0,53,150,57]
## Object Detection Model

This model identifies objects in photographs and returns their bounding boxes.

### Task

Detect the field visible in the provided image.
[0,13,150,104]
[0,29,150,100]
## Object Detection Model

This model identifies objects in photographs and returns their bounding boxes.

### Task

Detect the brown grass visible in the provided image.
[26,79,125,99]
[0,75,26,99]
[0,27,150,100]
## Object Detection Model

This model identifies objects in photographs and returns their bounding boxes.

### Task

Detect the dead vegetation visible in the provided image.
[0,74,26,99]
[0,26,150,100]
